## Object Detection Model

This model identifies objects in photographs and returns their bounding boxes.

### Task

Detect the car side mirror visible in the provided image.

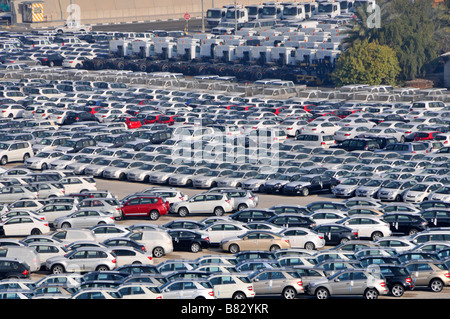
[334,278,340,282]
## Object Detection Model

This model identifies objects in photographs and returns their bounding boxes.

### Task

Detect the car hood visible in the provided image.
[284,181,311,187]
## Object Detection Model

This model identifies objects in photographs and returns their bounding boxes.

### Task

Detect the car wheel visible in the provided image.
[119,173,126,181]
[282,286,297,299]
[269,244,280,252]
[237,204,248,211]
[232,291,247,299]
[97,221,106,225]
[49,61,55,67]
[23,153,30,162]
[301,187,309,196]
[371,231,383,241]
[96,265,109,272]
[304,242,315,250]
[61,222,71,228]
[395,195,402,202]
[186,180,193,187]
[391,284,404,297]
[41,163,47,170]
[364,288,379,299]
[214,207,225,216]
[31,228,42,235]
[190,242,202,253]
[149,210,160,220]
[315,287,329,299]
[152,247,165,258]
[178,207,189,217]
[228,244,240,254]
[408,228,418,236]
[430,278,444,292]
[0,156,7,165]
[340,237,349,244]
[51,264,65,274]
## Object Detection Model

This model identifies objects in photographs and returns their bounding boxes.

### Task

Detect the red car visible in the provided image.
[121,196,169,220]
[119,117,142,129]
[157,115,179,126]
[413,131,442,141]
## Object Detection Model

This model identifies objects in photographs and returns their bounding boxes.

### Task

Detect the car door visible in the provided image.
[122,198,141,217]
[3,217,28,236]
[188,195,206,213]
[330,271,352,295]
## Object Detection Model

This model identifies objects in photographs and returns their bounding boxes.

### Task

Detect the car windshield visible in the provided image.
[435,186,450,194]
[410,184,428,192]
[384,181,402,189]
[341,178,359,185]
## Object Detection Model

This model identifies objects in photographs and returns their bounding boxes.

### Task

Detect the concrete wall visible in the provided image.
[20,0,274,24]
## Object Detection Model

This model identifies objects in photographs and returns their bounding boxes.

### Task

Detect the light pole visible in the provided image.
[234,0,237,33]
[201,0,205,33]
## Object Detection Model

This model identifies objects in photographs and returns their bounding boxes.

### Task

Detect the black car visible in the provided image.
[63,111,100,125]
[378,264,414,297]
[37,53,65,67]
[396,252,440,263]
[306,201,347,213]
[102,238,147,252]
[331,138,380,151]
[57,137,97,153]
[381,212,429,236]
[233,251,276,263]
[229,209,277,223]
[165,270,211,281]
[168,229,210,253]
[0,258,30,280]
[82,271,130,282]
[163,220,204,230]
[420,209,450,228]
[314,224,359,246]
[365,136,399,149]
[269,205,310,215]
[266,214,316,229]
[357,256,401,267]
[115,264,160,275]
[419,200,450,211]
[282,174,340,196]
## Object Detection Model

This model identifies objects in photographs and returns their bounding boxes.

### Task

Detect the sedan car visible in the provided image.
[53,209,115,229]
[168,229,210,253]
[278,227,325,250]
[220,230,291,254]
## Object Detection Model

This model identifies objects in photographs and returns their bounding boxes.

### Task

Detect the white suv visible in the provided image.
[0,141,34,165]
[170,193,234,217]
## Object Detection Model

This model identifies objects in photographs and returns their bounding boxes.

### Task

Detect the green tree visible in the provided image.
[332,40,400,86]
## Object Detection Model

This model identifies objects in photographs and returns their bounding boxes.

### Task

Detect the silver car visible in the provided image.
[168,167,210,187]
[126,163,168,182]
[192,169,234,189]
[403,182,444,203]
[332,177,372,198]
[307,269,389,299]
[242,172,282,192]
[248,268,304,299]
[46,247,117,274]
[53,209,115,229]
[148,165,190,184]
[83,158,123,177]
[102,160,145,181]
[377,180,418,201]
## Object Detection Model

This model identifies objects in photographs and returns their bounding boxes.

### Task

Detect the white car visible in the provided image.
[35,203,78,225]
[159,279,215,299]
[278,228,326,250]
[58,176,97,194]
[170,193,234,217]
[27,242,67,267]
[0,216,50,237]
[109,246,154,267]
[428,185,450,202]
[118,283,162,299]
[0,104,24,118]
[55,22,92,33]
[402,182,444,203]
[301,121,340,135]
[90,224,130,242]
[336,215,391,240]
[124,229,174,258]
[53,209,115,229]
[200,222,249,245]
[309,211,347,225]
[0,141,34,165]
[24,151,65,170]
[208,273,255,299]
